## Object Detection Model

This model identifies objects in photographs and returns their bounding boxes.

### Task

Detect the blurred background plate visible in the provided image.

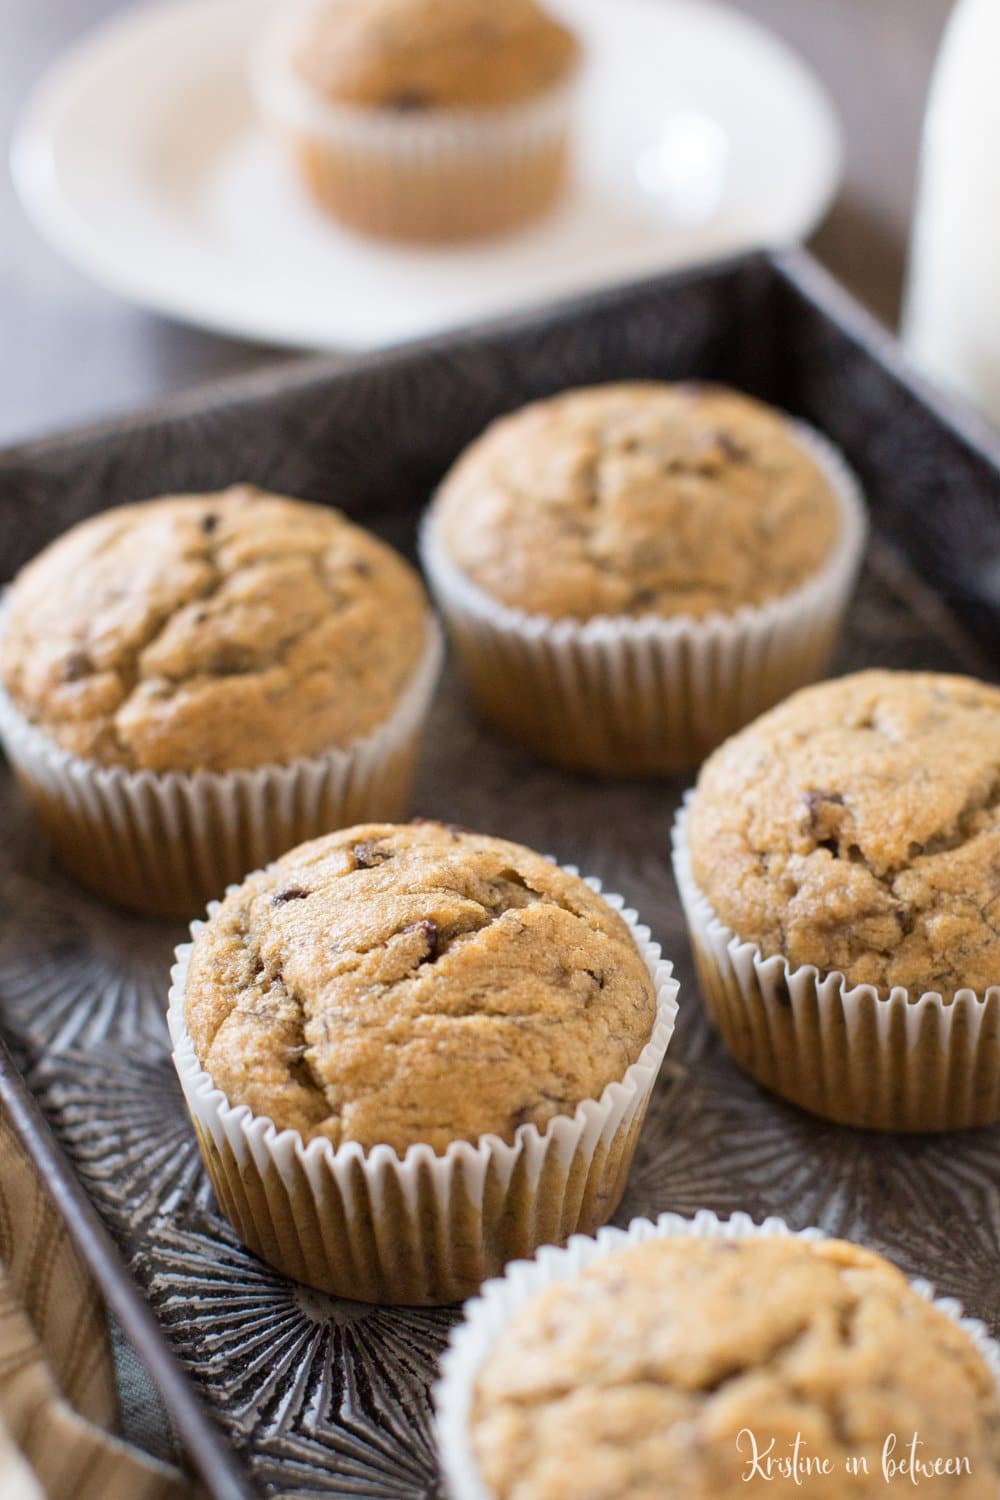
[10,0,842,351]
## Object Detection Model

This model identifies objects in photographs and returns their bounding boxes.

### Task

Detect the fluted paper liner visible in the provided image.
[435,1209,1000,1500]
[421,421,868,774]
[672,795,1000,1131]
[250,4,578,242]
[0,620,443,918]
[168,870,679,1305]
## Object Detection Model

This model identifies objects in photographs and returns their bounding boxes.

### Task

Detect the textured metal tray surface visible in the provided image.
[1,252,1000,1499]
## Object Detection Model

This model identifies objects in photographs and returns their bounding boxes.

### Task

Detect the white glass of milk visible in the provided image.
[903,0,1000,423]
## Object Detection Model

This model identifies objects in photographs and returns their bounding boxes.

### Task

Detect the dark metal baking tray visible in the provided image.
[1,249,999,1500]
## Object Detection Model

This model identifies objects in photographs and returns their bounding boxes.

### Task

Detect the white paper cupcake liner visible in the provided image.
[250,2,578,241]
[168,868,679,1305]
[421,420,868,775]
[672,794,1000,1131]
[0,619,443,919]
[435,1208,1000,1500]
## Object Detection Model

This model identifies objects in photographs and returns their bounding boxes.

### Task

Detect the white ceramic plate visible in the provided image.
[11,0,842,351]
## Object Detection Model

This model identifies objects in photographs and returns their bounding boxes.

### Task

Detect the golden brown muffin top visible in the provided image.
[471,1235,1000,1500]
[0,486,430,774]
[431,383,843,622]
[689,669,1000,997]
[293,0,579,110]
[184,820,657,1153]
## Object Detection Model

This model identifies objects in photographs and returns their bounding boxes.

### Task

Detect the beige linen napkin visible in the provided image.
[0,1106,195,1499]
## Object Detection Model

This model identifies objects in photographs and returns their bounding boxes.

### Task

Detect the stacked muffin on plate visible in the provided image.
[252,0,582,241]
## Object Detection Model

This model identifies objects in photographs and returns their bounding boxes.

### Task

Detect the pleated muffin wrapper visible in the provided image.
[168,869,679,1306]
[671,794,1000,1132]
[249,2,579,242]
[0,616,444,919]
[420,421,868,775]
[434,1208,1000,1500]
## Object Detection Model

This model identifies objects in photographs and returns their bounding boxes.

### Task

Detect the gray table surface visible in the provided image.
[0,0,954,449]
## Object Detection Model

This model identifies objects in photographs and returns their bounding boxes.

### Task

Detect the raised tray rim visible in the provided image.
[3,248,1000,484]
[2,245,999,1500]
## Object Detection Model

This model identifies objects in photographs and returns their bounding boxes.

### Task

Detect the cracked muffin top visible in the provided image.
[0,486,430,774]
[183,820,657,1153]
[430,382,843,622]
[294,0,580,111]
[469,1235,1000,1500]
[688,669,1000,997]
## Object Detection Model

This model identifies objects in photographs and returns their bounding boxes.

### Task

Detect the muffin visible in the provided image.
[0,486,442,917]
[437,1213,1000,1500]
[251,0,581,242]
[422,382,867,774]
[674,668,1000,1130]
[168,820,679,1303]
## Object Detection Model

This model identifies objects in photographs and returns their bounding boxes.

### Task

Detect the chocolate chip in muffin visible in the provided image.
[271,885,310,906]
[61,650,92,683]
[385,88,430,110]
[352,841,393,869]
[714,429,750,464]
[414,917,440,963]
